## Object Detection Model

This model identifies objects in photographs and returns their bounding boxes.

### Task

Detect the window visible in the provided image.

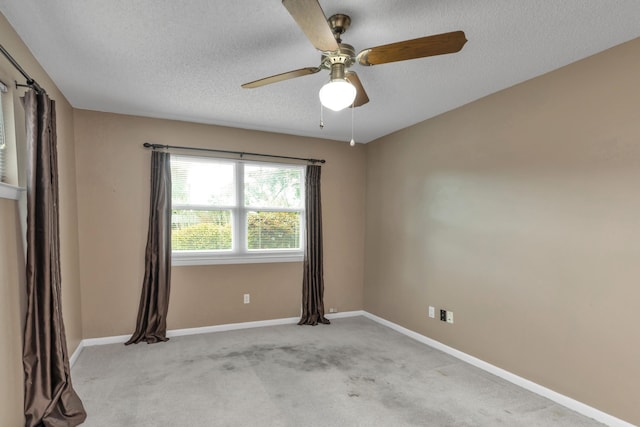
[0,78,23,200]
[170,155,305,265]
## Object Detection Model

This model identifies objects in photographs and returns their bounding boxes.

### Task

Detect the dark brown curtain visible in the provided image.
[22,90,87,426]
[298,165,330,326]
[126,150,172,344]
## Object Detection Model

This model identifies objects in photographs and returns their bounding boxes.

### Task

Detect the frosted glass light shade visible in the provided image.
[319,79,356,111]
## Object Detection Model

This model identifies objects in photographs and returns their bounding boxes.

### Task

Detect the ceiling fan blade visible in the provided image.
[282,0,339,52]
[345,71,369,107]
[357,31,467,66]
[242,67,321,89]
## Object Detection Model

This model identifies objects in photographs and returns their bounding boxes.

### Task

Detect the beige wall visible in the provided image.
[0,12,84,426]
[73,110,366,338]
[364,37,640,424]
[0,199,25,427]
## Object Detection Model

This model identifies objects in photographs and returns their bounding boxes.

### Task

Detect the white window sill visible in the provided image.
[0,182,24,200]
[172,251,304,266]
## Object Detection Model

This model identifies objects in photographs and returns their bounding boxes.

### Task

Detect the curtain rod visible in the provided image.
[0,43,46,94]
[143,142,326,164]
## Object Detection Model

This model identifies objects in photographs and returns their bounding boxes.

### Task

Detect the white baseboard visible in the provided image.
[168,316,300,337]
[83,334,131,346]
[69,341,84,367]
[362,312,635,427]
[326,310,365,320]
[69,334,130,368]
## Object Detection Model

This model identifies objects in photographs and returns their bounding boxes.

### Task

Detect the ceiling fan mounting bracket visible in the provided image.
[327,14,351,42]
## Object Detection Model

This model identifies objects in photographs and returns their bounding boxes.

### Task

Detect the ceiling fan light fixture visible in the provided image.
[319,79,356,111]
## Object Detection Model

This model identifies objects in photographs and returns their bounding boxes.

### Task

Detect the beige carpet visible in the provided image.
[72,316,603,426]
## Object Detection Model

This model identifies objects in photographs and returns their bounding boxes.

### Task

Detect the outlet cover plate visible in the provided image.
[428,306,435,318]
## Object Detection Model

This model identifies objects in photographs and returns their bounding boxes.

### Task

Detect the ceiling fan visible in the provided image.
[242,0,468,112]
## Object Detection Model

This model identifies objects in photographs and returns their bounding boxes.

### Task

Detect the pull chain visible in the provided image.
[319,103,325,129]
[349,102,355,146]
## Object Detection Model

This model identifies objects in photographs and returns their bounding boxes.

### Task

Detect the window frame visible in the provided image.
[170,154,306,266]
[0,84,6,183]
[0,78,25,200]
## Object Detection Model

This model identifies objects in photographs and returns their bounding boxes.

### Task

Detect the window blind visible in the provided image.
[0,91,6,183]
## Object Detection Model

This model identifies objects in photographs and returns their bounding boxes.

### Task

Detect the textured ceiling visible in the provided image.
[1,1,640,143]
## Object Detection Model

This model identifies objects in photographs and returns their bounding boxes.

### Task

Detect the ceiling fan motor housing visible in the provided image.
[321,43,355,71]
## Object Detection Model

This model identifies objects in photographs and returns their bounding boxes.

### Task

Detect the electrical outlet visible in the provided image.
[446,311,454,324]
[243,294,250,304]
[428,306,435,318]
[440,309,447,321]
[329,308,337,313]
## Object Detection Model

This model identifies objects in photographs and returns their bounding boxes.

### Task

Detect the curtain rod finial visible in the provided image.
[144,142,170,150]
